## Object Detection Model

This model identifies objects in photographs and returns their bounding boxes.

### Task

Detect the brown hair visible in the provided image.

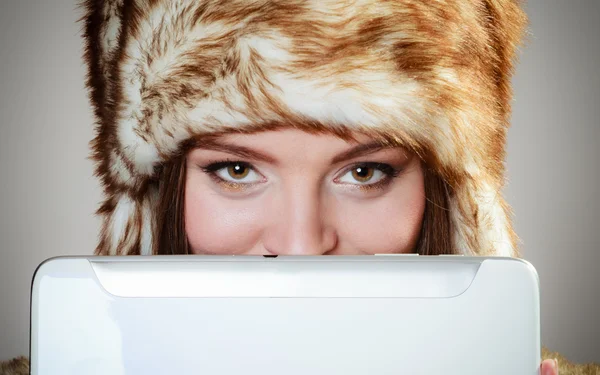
[154,152,454,255]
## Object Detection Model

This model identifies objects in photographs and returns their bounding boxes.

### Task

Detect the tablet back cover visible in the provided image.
[30,256,541,375]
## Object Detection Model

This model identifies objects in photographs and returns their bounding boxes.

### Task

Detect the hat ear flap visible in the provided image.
[480,0,528,123]
[80,0,127,123]
[81,0,155,255]
[436,0,527,257]
[95,187,158,255]
[81,0,126,192]
[448,177,519,257]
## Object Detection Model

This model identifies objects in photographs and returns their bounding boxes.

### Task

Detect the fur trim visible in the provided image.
[0,357,28,375]
[80,0,527,256]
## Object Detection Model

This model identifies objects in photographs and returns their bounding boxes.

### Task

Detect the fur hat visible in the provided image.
[80,0,527,256]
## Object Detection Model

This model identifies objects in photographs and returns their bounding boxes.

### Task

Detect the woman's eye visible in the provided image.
[203,162,263,184]
[336,163,393,185]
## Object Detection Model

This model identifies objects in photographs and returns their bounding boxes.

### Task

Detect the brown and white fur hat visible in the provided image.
[80,0,528,257]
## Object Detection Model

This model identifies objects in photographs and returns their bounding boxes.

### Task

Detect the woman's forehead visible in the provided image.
[221,128,371,144]
[194,128,384,153]
[187,128,412,165]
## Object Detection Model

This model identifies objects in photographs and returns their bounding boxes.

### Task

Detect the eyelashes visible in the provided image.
[336,162,403,192]
[199,160,403,192]
[201,160,251,174]
[200,160,259,191]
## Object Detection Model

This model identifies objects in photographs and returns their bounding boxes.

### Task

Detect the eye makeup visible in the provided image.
[198,159,405,194]
[199,160,263,192]
[335,162,405,192]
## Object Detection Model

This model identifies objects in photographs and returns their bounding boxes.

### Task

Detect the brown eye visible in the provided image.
[351,166,375,182]
[335,162,400,187]
[202,161,264,185]
[227,164,250,180]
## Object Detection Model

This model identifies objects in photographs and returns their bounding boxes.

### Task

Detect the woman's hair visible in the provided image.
[154,150,454,255]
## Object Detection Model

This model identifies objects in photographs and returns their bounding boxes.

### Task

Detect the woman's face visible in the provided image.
[184,129,425,255]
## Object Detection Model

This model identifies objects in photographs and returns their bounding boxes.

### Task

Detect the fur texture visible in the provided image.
[0,357,28,375]
[80,0,528,256]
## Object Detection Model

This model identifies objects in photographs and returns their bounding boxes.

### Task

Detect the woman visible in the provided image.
[5,0,565,374]
[82,0,559,372]
[87,0,523,259]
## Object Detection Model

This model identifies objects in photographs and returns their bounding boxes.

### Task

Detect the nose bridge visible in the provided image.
[265,180,336,255]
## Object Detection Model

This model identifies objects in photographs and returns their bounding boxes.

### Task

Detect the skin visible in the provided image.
[184,128,559,374]
[185,129,425,255]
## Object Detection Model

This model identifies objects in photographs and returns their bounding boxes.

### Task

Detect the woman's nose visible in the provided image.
[262,185,338,255]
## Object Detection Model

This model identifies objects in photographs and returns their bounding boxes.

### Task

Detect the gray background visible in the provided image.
[0,0,598,364]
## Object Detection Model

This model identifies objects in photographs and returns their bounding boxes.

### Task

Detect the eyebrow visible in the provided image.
[195,141,277,163]
[195,140,390,165]
[330,142,389,164]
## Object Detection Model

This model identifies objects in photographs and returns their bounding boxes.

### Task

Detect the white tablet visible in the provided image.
[30,255,541,374]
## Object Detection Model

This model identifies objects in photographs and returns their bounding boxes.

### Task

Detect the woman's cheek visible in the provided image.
[336,197,424,254]
[335,171,425,254]
[184,182,264,254]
